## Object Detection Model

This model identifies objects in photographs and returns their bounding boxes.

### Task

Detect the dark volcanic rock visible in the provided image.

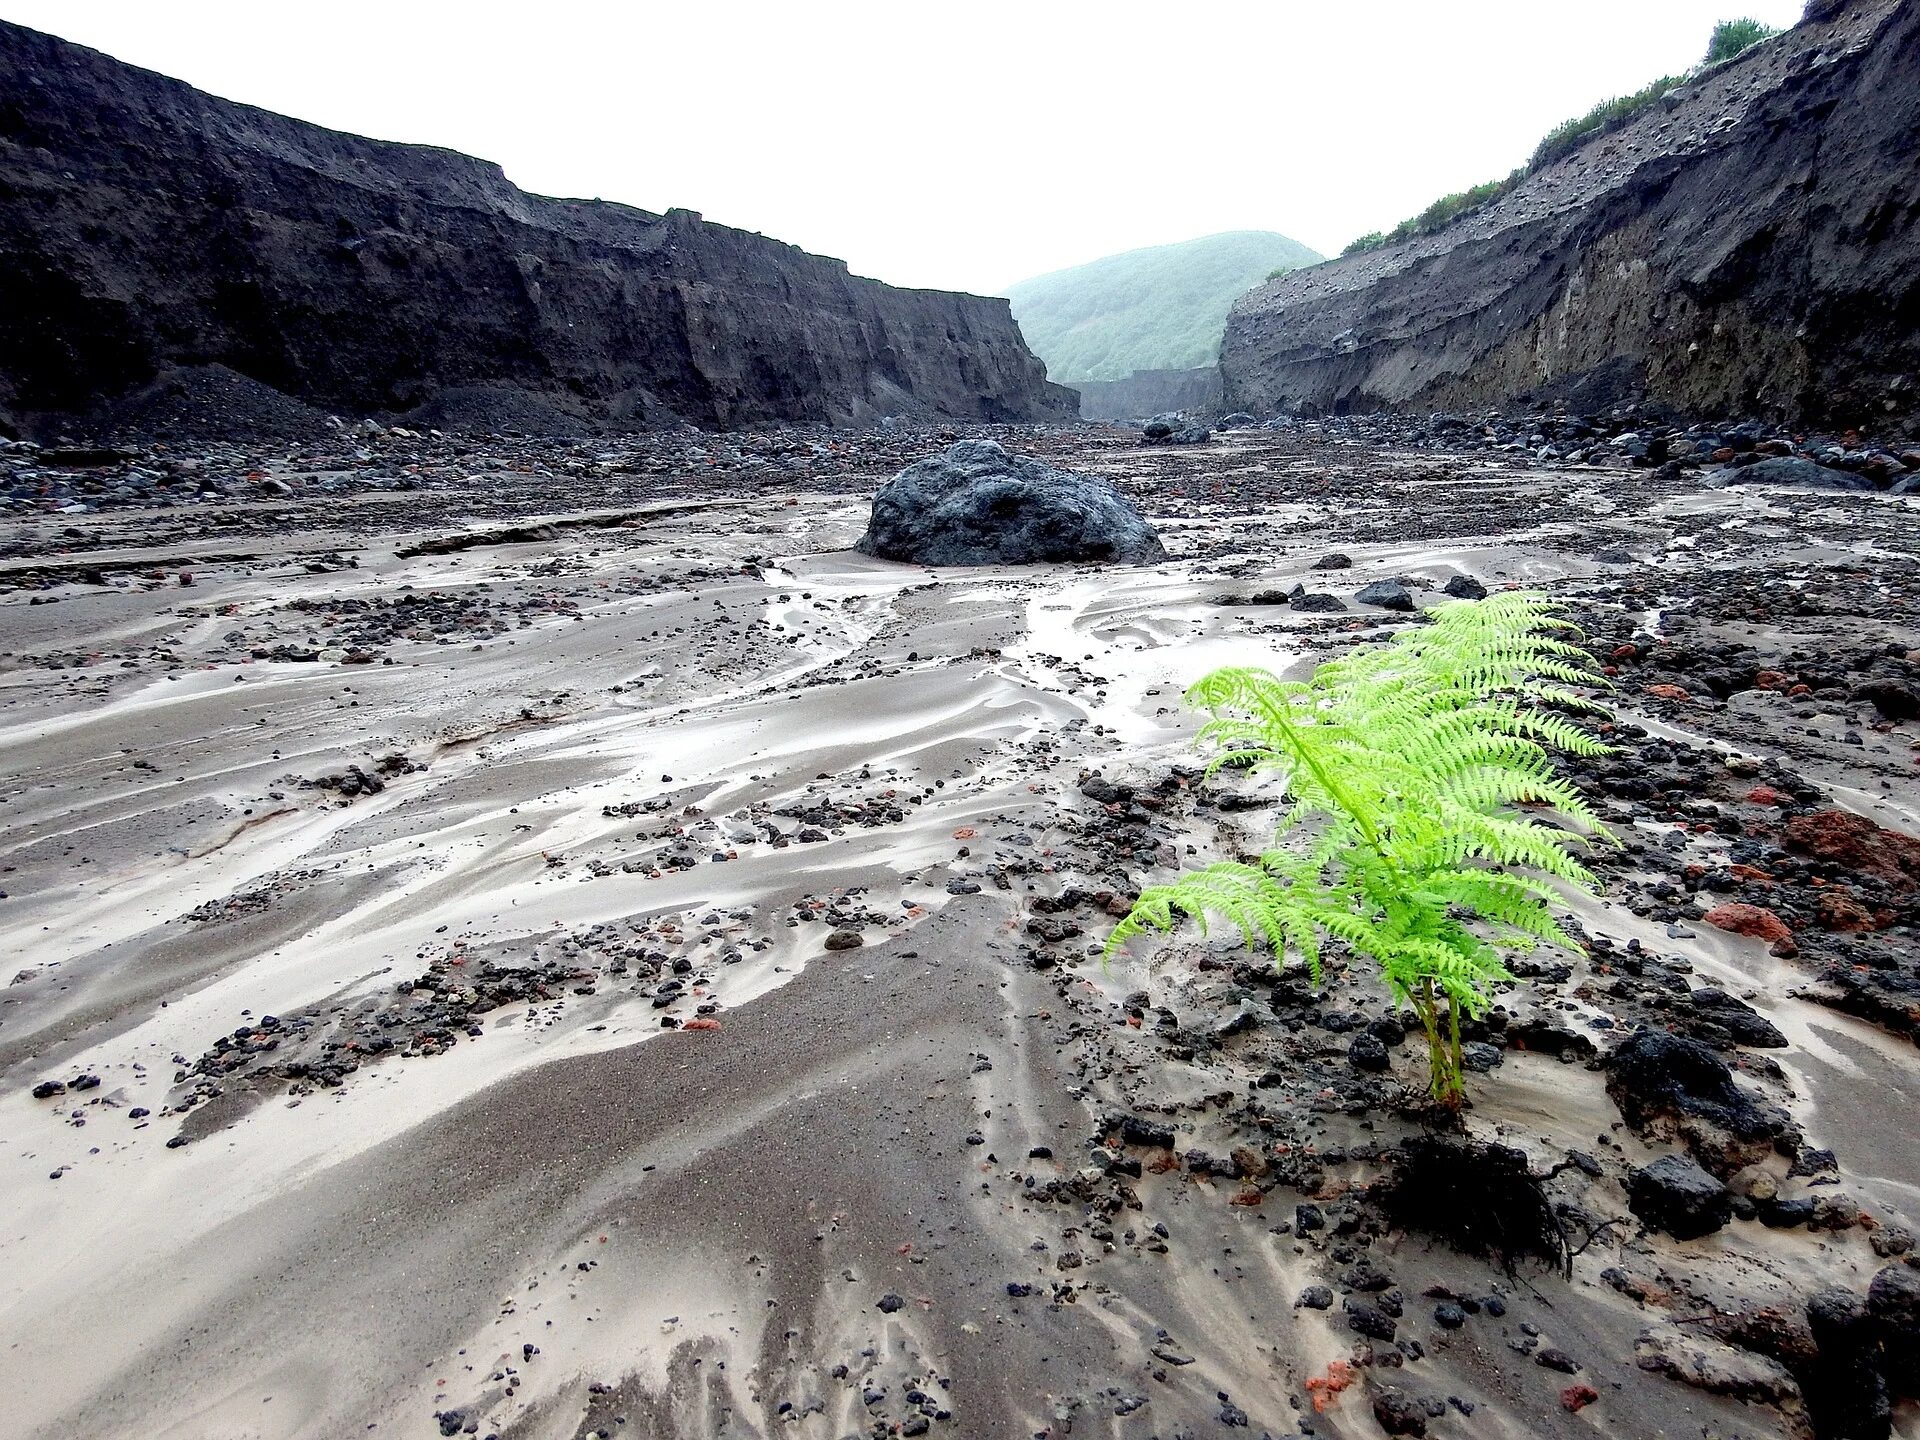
[1684,988,1788,1049]
[1719,457,1876,491]
[1348,1032,1391,1072]
[1806,1288,1893,1439]
[1869,1263,1920,1397]
[855,441,1167,566]
[1142,413,1211,445]
[1219,1,1920,431]
[1630,1154,1732,1240]
[1605,1029,1791,1176]
[0,22,1074,437]
[1356,579,1415,610]
[1853,676,1920,722]
[1290,592,1347,613]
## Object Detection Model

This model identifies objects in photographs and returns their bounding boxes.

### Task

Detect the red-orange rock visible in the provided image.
[1646,683,1691,701]
[1561,1385,1601,1413]
[1704,903,1795,948]
[1815,891,1879,932]
[1784,809,1920,888]
[1753,671,1793,692]
[1746,785,1784,806]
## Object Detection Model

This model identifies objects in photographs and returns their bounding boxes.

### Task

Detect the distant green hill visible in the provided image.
[1005,231,1324,383]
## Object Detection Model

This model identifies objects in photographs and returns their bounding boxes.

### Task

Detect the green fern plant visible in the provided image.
[1108,593,1616,1106]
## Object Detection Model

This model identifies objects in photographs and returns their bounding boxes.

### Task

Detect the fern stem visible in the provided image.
[1414,979,1466,1109]
[1448,999,1464,1097]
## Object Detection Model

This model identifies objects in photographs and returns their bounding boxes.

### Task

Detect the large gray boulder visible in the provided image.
[1719,456,1876,491]
[1143,412,1211,445]
[855,441,1167,566]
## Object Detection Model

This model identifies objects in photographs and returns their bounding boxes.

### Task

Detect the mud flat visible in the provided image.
[2,424,1918,1439]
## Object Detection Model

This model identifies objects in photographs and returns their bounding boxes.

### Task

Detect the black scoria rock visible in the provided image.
[1629,1154,1731,1240]
[1290,592,1347,613]
[1605,1029,1791,1175]
[1356,579,1415,611]
[1719,456,1878,491]
[1349,1032,1392,1072]
[855,441,1167,566]
[1806,1287,1893,1439]
[1868,1263,1920,1396]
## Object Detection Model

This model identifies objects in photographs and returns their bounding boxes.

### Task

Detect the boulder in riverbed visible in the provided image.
[855,440,1167,566]
[1719,457,1876,491]
[1142,413,1211,445]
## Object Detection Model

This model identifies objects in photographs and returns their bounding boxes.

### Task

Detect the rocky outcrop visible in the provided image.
[1073,366,1223,422]
[855,440,1166,566]
[1221,0,1919,432]
[0,22,1075,438]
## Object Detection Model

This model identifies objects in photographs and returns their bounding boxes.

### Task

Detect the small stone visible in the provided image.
[1371,1389,1427,1436]
[1356,579,1415,611]
[1703,902,1794,950]
[1348,1032,1391,1072]
[1630,1154,1731,1239]
[1345,1300,1397,1340]
[1728,1165,1778,1202]
[1289,592,1347,613]
[1561,1384,1600,1413]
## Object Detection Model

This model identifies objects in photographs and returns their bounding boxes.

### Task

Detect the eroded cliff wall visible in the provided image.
[0,22,1075,437]
[1221,0,1918,431]
[1071,367,1223,421]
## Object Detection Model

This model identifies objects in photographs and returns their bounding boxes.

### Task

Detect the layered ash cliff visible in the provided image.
[1222,0,1919,431]
[0,22,1074,438]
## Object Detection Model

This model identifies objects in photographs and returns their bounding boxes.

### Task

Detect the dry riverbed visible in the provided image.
[2,424,1918,1440]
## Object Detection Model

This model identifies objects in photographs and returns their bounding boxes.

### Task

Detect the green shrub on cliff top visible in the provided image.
[1342,15,1786,256]
[1705,17,1781,64]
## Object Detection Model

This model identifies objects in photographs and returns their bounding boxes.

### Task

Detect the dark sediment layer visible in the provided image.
[1221,0,1920,430]
[0,22,1076,439]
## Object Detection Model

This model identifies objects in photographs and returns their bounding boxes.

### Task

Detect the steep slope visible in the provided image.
[1006,231,1322,383]
[1222,0,1919,431]
[0,22,1074,438]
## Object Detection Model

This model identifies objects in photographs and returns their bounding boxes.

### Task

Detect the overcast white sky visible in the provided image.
[6,1,1806,295]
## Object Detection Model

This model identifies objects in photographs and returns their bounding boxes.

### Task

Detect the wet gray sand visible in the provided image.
[3,424,1918,1439]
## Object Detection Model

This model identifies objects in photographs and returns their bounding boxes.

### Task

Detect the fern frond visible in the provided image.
[1110,592,1615,1105]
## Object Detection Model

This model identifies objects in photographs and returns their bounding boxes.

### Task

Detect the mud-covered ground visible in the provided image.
[2,423,1917,1440]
